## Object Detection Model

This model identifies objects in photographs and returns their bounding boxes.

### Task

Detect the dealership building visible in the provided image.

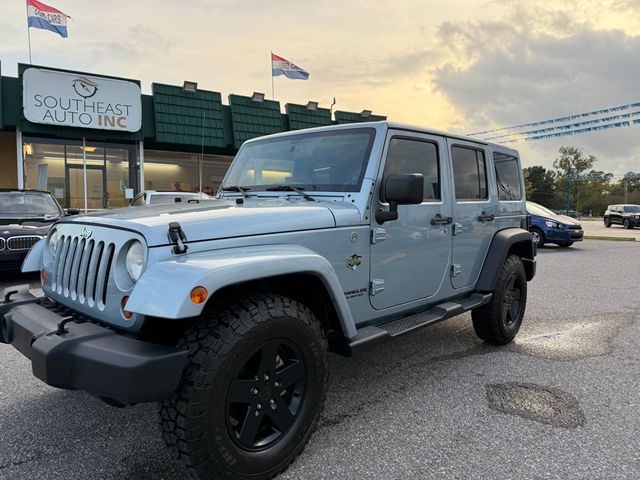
[0,62,385,210]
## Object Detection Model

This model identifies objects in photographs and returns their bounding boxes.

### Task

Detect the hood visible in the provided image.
[532,211,581,227]
[555,214,581,226]
[0,216,59,236]
[59,198,362,246]
[0,214,62,226]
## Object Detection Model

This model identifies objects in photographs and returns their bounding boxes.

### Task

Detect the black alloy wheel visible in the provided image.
[604,217,611,228]
[501,274,523,327]
[226,339,306,451]
[472,254,527,345]
[624,218,631,229]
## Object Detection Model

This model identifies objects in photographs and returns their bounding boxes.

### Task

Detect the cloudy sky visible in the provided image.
[1,0,639,175]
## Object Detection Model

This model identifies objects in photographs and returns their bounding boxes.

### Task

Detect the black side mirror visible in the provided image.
[65,208,80,216]
[376,174,424,224]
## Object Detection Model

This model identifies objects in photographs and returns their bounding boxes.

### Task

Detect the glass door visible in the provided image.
[24,137,139,211]
[66,165,106,210]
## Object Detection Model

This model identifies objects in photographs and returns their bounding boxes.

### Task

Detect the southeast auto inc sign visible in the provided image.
[23,68,142,132]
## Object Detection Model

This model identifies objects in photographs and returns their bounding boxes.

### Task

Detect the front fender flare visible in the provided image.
[126,244,357,338]
[21,239,45,273]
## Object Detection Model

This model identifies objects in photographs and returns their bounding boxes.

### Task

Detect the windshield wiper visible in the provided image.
[220,185,250,198]
[265,184,315,201]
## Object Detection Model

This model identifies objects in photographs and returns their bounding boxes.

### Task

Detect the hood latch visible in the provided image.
[168,222,188,254]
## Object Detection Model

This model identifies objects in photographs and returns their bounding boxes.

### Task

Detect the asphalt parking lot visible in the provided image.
[581,219,640,241]
[1,240,639,479]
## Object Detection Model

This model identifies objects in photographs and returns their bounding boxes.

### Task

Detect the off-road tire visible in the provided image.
[472,254,527,345]
[160,294,328,480]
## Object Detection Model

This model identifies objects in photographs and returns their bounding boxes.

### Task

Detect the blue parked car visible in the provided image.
[526,201,584,248]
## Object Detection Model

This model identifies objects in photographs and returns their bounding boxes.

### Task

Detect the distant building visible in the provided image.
[0,63,385,210]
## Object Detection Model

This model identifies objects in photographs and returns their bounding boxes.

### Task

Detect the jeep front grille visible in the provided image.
[51,235,115,308]
[7,235,43,251]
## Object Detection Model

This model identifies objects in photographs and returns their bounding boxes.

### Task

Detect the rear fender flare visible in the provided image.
[476,228,535,292]
[126,244,357,338]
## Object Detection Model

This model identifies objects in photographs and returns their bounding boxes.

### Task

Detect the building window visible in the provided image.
[143,150,233,196]
[23,138,137,210]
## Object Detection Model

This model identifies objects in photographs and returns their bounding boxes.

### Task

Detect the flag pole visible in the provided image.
[25,1,32,64]
[270,51,275,100]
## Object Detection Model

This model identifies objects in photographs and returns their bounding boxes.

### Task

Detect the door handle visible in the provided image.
[478,214,495,222]
[431,215,453,225]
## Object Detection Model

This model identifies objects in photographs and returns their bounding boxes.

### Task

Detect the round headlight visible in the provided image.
[125,241,146,282]
[48,229,60,256]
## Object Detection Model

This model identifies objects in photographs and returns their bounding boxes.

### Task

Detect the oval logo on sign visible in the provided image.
[80,227,93,239]
[72,77,99,99]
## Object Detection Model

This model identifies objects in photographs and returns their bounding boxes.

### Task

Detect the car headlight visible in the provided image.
[48,229,60,255]
[125,241,146,282]
[545,220,562,228]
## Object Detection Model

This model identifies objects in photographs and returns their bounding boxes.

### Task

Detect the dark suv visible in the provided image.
[604,204,640,229]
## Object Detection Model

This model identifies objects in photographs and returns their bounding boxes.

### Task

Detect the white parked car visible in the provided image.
[130,190,211,206]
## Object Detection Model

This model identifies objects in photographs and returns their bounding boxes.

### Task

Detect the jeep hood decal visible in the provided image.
[59,198,356,246]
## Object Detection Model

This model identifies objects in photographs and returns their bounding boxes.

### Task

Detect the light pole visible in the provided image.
[200,110,205,194]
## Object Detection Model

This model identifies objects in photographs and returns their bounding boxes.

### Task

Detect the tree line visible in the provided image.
[524,146,640,216]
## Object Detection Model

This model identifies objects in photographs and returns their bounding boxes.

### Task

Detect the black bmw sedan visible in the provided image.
[0,189,76,270]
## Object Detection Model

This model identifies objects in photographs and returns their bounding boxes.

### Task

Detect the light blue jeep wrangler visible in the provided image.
[0,122,535,480]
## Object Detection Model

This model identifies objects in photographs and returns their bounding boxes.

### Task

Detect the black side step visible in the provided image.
[328,293,492,357]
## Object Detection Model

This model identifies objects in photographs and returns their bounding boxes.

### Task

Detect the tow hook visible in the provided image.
[56,316,75,335]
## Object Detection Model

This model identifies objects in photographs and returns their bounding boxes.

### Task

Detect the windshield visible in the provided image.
[624,205,640,213]
[222,128,376,192]
[0,191,61,216]
[527,201,556,217]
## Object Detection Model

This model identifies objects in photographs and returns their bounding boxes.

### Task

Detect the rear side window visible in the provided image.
[381,137,440,201]
[452,146,487,201]
[493,152,522,201]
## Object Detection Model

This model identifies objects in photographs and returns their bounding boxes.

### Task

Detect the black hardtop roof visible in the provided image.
[246,121,520,156]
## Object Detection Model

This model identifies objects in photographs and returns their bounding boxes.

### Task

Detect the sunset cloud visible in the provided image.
[0,0,638,173]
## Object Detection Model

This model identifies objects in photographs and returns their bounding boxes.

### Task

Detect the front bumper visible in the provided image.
[0,251,28,270]
[545,227,583,242]
[0,286,188,405]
